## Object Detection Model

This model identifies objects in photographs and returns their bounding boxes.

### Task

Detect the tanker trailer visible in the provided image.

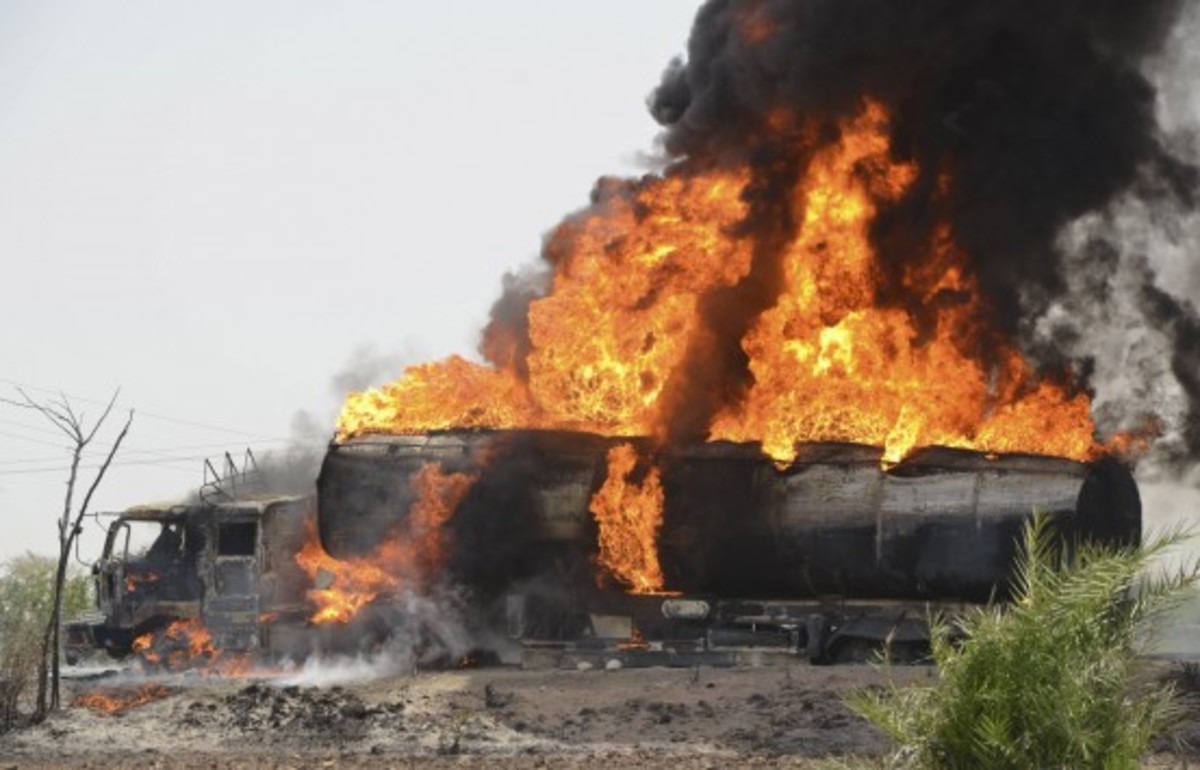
[316,430,1140,665]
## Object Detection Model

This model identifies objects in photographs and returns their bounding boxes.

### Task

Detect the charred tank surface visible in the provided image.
[317,431,610,595]
[659,441,1139,602]
[318,430,1140,603]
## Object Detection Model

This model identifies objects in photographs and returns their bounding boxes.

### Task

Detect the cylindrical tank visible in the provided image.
[317,430,1140,603]
[317,431,611,594]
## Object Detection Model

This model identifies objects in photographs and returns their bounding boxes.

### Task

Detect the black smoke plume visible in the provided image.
[648,0,1200,455]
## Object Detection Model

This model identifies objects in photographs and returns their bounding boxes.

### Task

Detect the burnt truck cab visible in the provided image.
[65,496,313,663]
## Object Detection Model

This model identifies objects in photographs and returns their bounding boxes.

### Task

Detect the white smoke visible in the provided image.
[275,589,476,688]
[276,650,410,688]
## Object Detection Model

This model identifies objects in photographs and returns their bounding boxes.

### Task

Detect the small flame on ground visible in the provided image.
[70,684,172,716]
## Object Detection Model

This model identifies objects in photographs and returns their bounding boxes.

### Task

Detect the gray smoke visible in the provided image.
[479,266,550,380]
[192,345,424,502]
[1038,1,1200,475]
[330,344,421,397]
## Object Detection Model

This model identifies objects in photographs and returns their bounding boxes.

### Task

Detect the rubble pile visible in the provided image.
[206,684,404,739]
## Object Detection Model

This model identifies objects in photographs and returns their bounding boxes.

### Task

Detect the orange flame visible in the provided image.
[124,570,160,593]
[295,463,476,624]
[617,627,651,651]
[337,102,1099,463]
[71,684,172,716]
[709,102,1096,464]
[590,444,667,594]
[295,528,398,625]
[131,618,250,675]
[337,167,753,441]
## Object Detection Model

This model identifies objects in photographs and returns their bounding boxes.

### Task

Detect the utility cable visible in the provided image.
[0,429,72,450]
[0,376,289,441]
[0,454,232,477]
[0,437,312,467]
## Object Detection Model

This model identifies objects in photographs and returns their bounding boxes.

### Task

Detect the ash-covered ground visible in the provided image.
[4,661,1199,768]
[4,663,914,768]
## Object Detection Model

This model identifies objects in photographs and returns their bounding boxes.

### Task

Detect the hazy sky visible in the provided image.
[0,1,702,561]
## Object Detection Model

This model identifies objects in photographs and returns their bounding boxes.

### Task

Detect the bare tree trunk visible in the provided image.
[44,543,71,710]
[2,389,130,717]
[37,425,83,715]
[46,410,131,711]
[33,641,48,719]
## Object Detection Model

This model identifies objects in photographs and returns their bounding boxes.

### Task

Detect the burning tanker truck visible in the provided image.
[69,0,1197,668]
[306,90,1164,665]
[314,431,1140,666]
[66,432,1140,668]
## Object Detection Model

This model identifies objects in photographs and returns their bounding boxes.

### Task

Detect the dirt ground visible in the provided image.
[2,662,1198,768]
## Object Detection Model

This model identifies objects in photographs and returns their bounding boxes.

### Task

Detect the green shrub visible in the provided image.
[0,554,91,729]
[851,514,1199,770]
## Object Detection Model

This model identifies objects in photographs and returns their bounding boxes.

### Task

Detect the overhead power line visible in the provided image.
[0,377,331,479]
[0,377,290,441]
[0,438,326,477]
[0,430,72,451]
[0,437,321,467]
[0,417,69,438]
[0,454,243,477]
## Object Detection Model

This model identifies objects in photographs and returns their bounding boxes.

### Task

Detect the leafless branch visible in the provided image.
[59,396,80,431]
[80,390,118,446]
[75,409,133,522]
[0,389,77,442]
